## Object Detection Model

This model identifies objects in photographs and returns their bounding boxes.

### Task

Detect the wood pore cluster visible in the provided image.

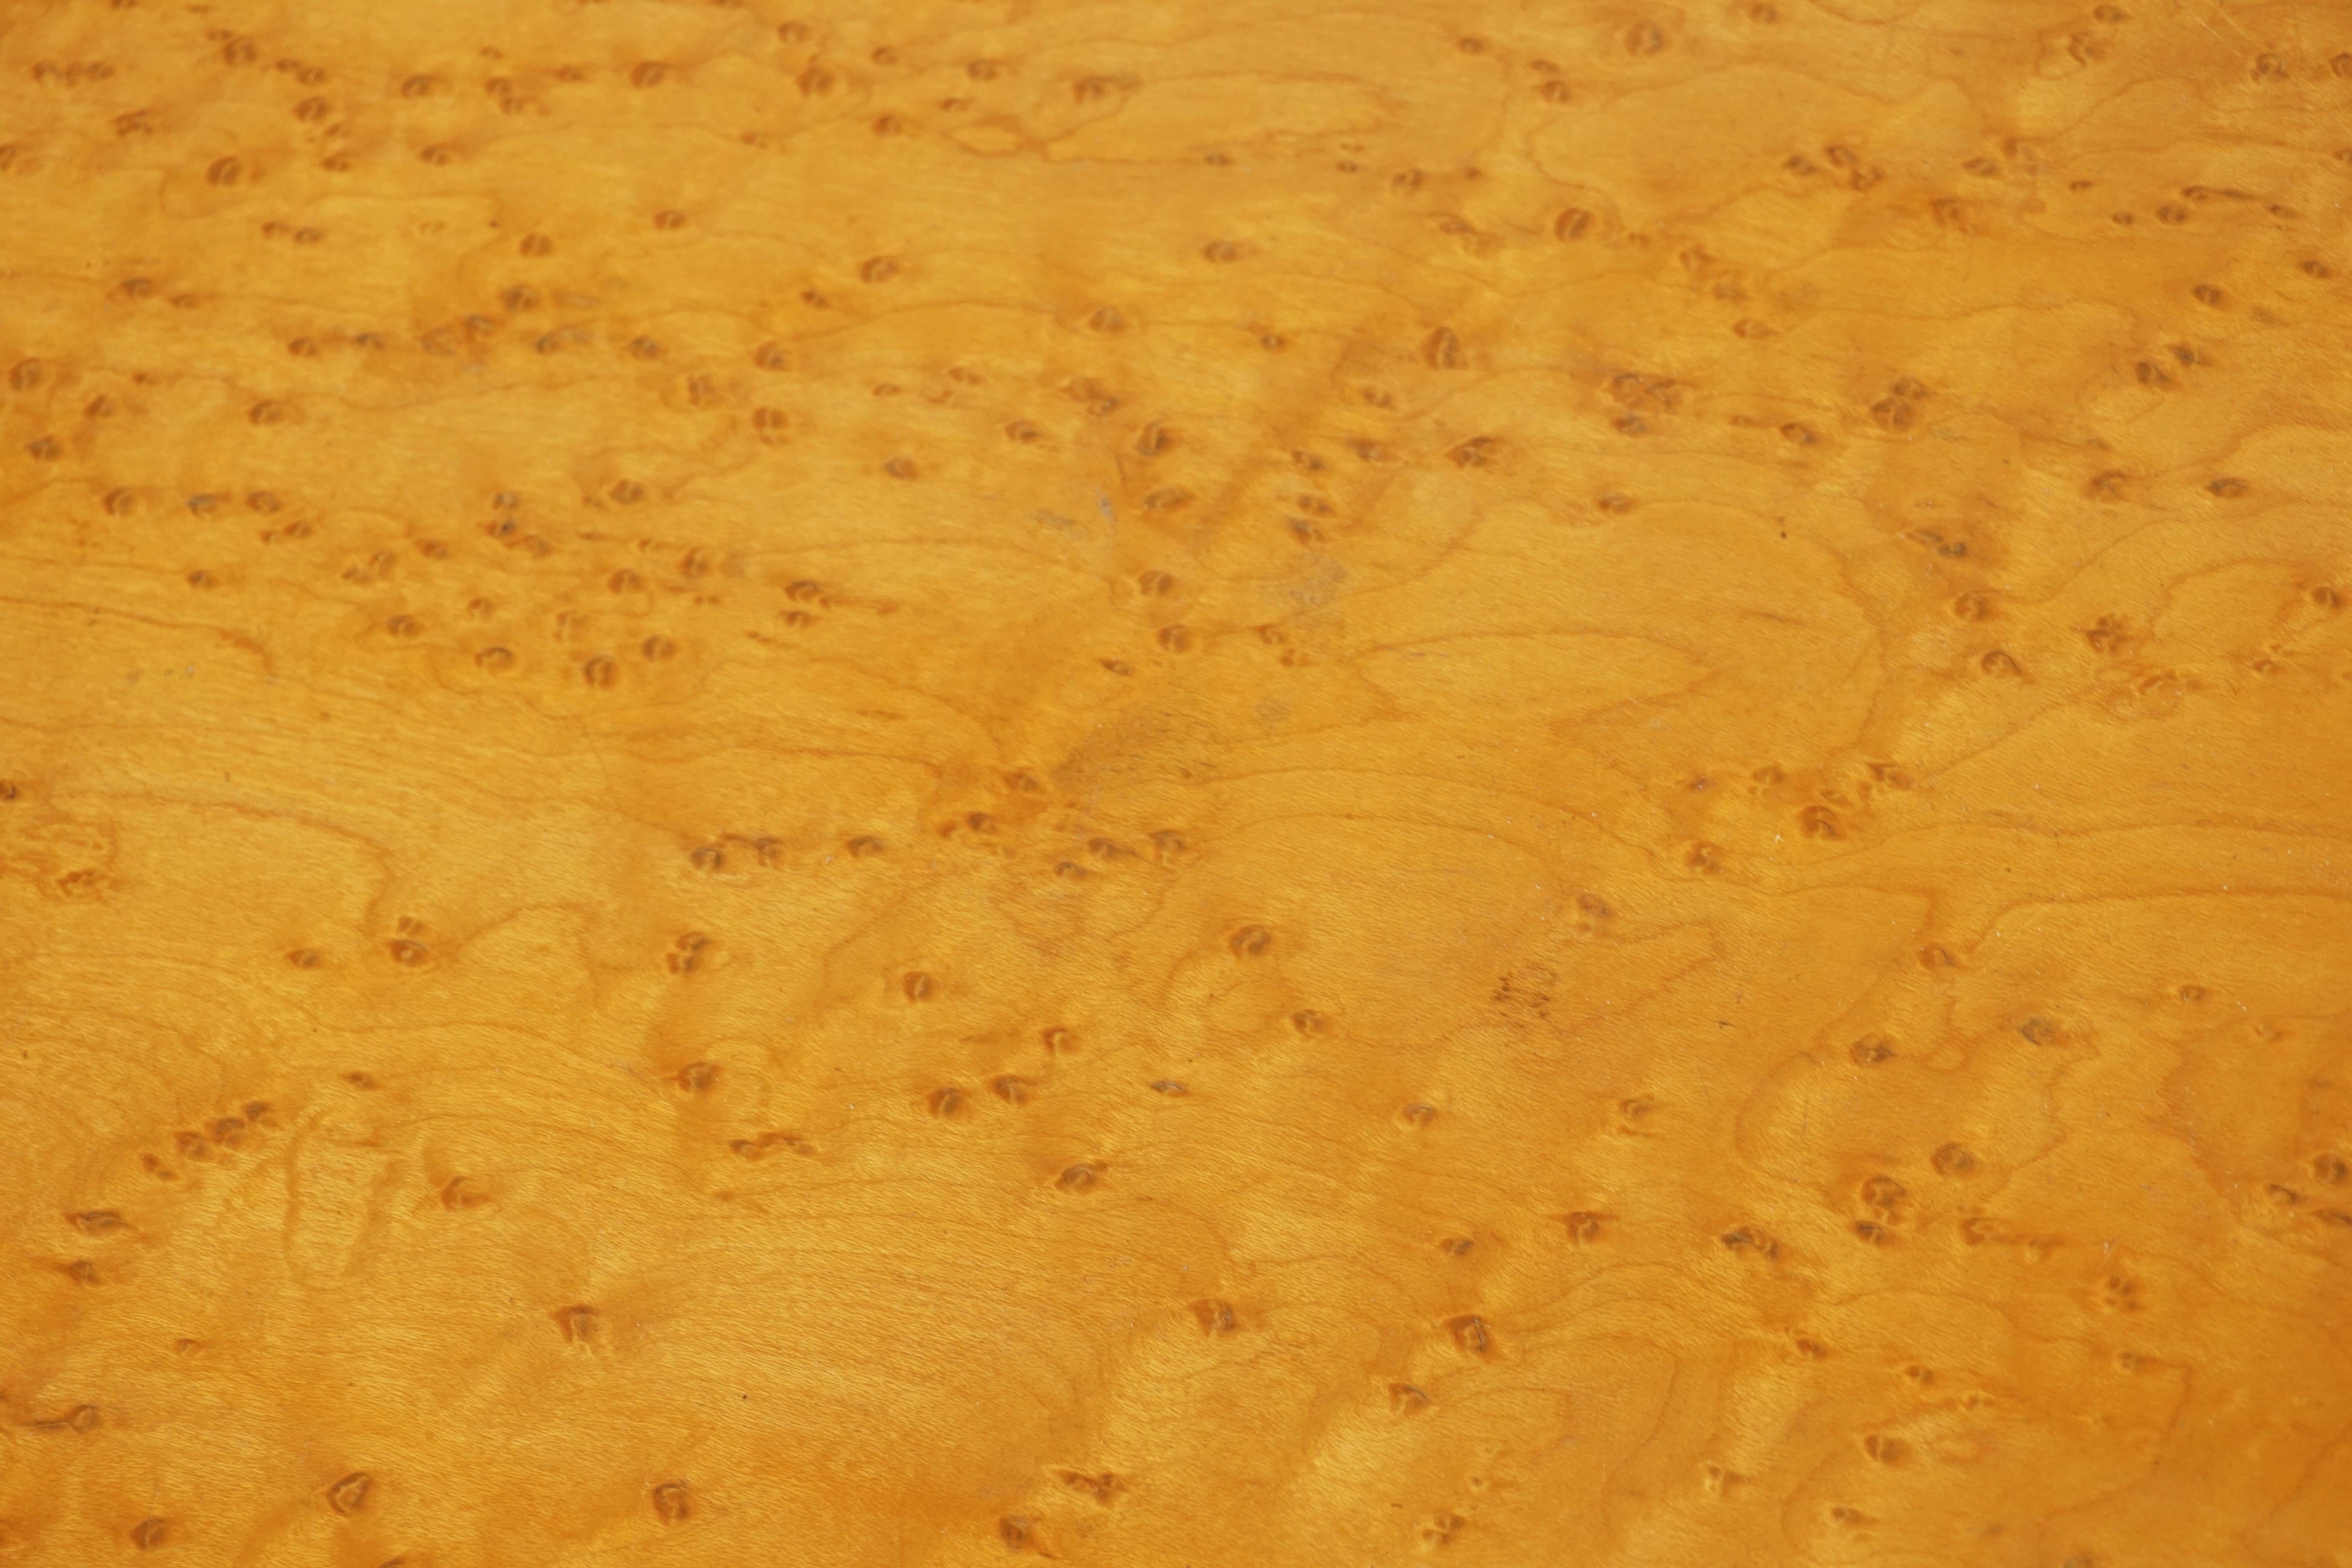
[2,1,2349,1564]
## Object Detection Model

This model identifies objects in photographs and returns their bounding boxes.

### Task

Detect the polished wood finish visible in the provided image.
[4,2,2349,1563]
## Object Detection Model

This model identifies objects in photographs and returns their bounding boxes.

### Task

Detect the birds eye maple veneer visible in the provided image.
[2,1,2348,1565]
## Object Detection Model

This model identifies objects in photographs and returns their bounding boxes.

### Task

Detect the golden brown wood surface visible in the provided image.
[3,0,2350,1563]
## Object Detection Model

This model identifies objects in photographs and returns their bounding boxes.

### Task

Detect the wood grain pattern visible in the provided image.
[3,1,2348,1563]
